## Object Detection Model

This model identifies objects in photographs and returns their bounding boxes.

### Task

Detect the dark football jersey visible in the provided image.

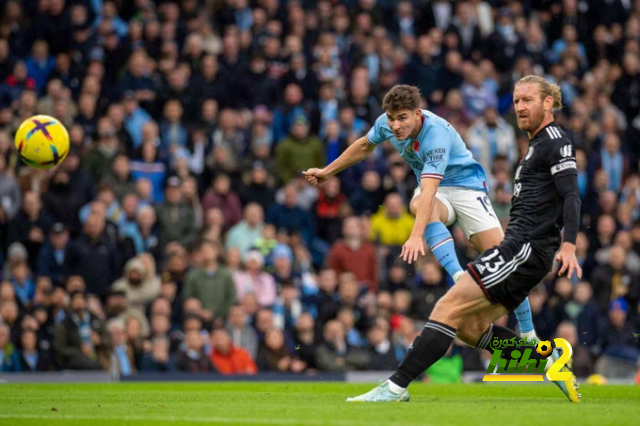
[504,123,577,260]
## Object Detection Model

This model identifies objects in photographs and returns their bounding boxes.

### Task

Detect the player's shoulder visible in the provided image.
[538,123,574,153]
[423,109,453,131]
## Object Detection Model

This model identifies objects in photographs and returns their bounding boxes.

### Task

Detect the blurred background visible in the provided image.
[0,0,639,383]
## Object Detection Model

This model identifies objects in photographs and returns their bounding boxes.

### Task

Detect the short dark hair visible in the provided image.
[382,85,421,112]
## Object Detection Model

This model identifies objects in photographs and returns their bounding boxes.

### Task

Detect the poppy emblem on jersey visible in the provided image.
[525,147,535,161]
[413,140,420,152]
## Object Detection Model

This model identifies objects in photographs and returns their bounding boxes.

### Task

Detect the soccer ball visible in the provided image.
[536,340,553,358]
[15,115,70,169]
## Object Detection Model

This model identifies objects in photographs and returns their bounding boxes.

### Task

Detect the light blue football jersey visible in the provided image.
[366,109,488,191]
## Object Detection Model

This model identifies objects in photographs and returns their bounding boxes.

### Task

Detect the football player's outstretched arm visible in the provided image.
[302,137,375,186]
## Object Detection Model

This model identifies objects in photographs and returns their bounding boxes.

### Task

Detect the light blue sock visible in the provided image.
[425,222,463,279]
[514,298,534,334]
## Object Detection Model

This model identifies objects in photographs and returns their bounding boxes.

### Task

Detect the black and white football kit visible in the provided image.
[467,123,581,310]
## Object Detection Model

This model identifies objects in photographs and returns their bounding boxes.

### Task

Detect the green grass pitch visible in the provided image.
[0,382,638,426]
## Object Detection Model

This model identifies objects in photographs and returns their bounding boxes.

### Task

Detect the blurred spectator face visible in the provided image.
[599,191,617,214]
[66,275,86,293]
[283,185,298,207]
[323,320,345,343]
[555,278,572,298]
[244,203,263,227]
[201,99,218,123]
[84,214,105,239]
[574,282,592,304]
[362,171,381,191]
[0,301,17,324]
[225,247,241,270]
[160,280,177,301]
[0,281,15,302]
[422,262,443,285]
[337,307,355,330]
[185,330,203,351]
[200,242,219,267]
[393,290,412,313]
[151,298,172,317]
[342,217,361,240]
[152,337,169,361]
[256,309,274,333]
[597,215,616,240]
[576,232,589,254]
[112,155,130,179]
[609,304,627,327]
[20,329,37,352]
[23,191,41,217]
[11,261,29,283]
[603,134,620,154]
[128,52,146,77]
[106,293,127,316]
[484,108,498,126]
[368,326,386,347]
[281,284,298,305]
[212,328,232,354]
[126,317,142,341]
[151,314,170,335]
[385,193,403,218]
[609,245,627,270]
[324,177,341,197]
[319,269,338,294]
[338,277,358,304]
[141,140,158,162]
[205,207,225,229]
[241,293,259,317]
[284,84,303,106]
[245,251,264,274]
[122,193,139,218]
[265,329,285,350]
[165,184,182,205]
[291,120,310,139]
[109,321,126,346]
[296,313,314,333]
[164,100,183,123]
[614,231,632,251]
[69,293,86,313]
[556,322,578,347]
[229,305,247,328]
[213,174,231,195]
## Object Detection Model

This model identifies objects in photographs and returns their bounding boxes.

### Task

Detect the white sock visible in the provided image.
[386,380,406,394]
[520,330,538,342]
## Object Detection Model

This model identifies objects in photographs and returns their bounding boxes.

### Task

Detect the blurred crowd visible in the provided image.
[0,0,639,380]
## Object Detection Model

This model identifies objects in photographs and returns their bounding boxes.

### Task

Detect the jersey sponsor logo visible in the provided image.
[560,145,572,158]
[524,147,534,161]
[550,160,577,175]
[413,140,420,152]
[425,147,446,163]
[546,127,562,139]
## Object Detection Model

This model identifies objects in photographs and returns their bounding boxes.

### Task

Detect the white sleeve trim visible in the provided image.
[550,161,577,175]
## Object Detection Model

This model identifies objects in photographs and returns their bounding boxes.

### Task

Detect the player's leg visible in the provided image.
[347,272,493,402]
[452,188,539,342]
[410,188,464,282]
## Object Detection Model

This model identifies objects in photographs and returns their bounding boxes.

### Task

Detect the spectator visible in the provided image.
[130,139,167,204]
[467,107,518,172]
[598,298,640,366]
[54,291,108,370]
[107,318,135,377]
[256,329,304,373]
[0,155,20,220]
[327,217,378,293]
[156,177,197,249]
[183,241,236,321]
[210,328,258,375]
[226,203,265,257]
[9,259,34,308]
[233,250,276,308]
[112,255,160,317]
[367,324,398,370]
[84,118,121,184]
[7,190,52,267]
[176,330,216,373]
[265,184,314,247]
[349,171,387,216]
[201,174,243,230]
[315,320,370,372]
[66,214,120,297]
[140,336,176,372]
[276,115,324,185]
[411,261,449,321]
[312,176,348,244]
[591,245,639,312]
[225,304,259,360]
[122,204,161,263]
[35,223,70,287]
[369,193,414,247]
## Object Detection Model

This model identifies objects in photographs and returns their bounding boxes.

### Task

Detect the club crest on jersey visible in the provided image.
[560,145,572,158]
[413,140,420,152]
[525,147,535,161]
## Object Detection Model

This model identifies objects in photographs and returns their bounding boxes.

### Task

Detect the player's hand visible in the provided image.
[302,168,328,186]
[556,242,582,279]
[400,235,426,264]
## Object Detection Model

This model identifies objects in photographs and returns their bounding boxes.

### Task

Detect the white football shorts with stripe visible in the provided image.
[412,186,502,239]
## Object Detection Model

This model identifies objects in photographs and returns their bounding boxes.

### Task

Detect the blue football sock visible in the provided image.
[514,298,534,334]
[425,222,463,279]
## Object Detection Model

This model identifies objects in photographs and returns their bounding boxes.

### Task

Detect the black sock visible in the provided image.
[477,324,545,361]
[389,320,456,388]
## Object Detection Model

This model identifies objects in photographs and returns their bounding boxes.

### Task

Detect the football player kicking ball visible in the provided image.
[304,85,543,356]
[341,76,581,403]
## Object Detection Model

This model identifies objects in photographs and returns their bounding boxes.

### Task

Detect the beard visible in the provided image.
[518,111,544,132]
